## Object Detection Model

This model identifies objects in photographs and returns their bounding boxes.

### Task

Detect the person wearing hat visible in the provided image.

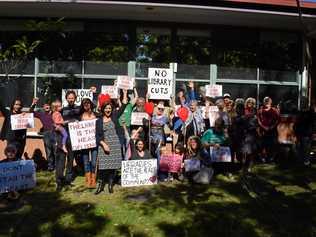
[223,93,231,110]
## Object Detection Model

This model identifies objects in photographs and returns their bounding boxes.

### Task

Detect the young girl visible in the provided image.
[51,100,68,154]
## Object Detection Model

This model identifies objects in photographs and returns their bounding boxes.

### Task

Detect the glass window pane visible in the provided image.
[0,77,34,107]
[217,67,257,80]
[259,69,297,82]
[85,62,127,75]
[217,83,257,100]
[177,64,210,80]
[84,78,116,95]
[259,85,298,107]
[135,62,169,78]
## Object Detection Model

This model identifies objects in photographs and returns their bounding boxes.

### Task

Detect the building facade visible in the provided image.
[0,0,315,108]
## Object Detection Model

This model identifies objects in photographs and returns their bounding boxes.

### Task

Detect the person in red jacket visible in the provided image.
[257,97,280,162]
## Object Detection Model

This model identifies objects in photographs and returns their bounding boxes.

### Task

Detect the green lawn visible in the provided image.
[1,163,316,237]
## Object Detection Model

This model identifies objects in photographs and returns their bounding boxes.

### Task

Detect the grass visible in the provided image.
[1,163,316,237]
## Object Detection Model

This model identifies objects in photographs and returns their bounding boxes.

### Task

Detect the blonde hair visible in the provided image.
[186,136,202,157]
[51,100,62,112]
[245,97,256,108]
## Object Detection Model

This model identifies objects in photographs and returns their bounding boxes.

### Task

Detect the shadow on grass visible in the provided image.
[0,172,108,237]
[121,165,316,237]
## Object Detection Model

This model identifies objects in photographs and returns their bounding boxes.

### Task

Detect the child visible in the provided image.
[51,100,68,154]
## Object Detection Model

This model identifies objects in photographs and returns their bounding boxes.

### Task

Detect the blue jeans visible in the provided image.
[81,148,98,173]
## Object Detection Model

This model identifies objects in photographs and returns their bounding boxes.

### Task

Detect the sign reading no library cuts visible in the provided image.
[0,160,36,193]
[121,159,158,187]
[68,119,97,151]
[148,68,173,100]
[11,113,34,130]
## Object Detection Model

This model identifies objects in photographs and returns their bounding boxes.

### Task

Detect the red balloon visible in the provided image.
[177,106,189,122]
[144,102,155,115]
[98,93,111,108]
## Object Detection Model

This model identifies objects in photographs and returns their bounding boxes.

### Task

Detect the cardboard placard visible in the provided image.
[11,113,34,130]
[148,68,173,100]
[121,159,158,187]
[159,154,183,173]
[101,85,118,99]
[205,85,222,98]
[117,76,134,90]
[62,89,93,107]
[184,159,201,172]
[131,112,149,126]
[0,160,36,193]
[210,146,231,162]
[68,119,97,151]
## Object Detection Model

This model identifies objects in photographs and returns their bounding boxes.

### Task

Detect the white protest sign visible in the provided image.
[117,76,134,90]
[205,85,222,98]
[0,160,36,193]
[11,113,34,130]
[184,159,201,172]
[101,85,118,99]
[121,159,158,187]
[131,112,149,126]
[68,119,97,151]
[210,146,231,162]
[148,68,173,100]
[62,89,93,107]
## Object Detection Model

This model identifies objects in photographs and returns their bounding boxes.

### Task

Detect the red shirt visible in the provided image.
[257,106,279,129]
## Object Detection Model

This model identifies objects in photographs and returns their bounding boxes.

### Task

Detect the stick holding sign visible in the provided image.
[11,113,34,130]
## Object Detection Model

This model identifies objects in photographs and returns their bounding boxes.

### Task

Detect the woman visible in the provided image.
[0,98,27,159]
[95,90,127,195]
[241,98,258,173]
[130,138,151,160]
[183,136,209,183]
[80,98,99,188]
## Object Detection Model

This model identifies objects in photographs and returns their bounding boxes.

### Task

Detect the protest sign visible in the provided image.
[62,89,93,106]
[101,85,118,99]
[68,119,97,151]
[11,113,34,130]
[184,159,201,172]
[0,160,36,193]
[148,68,173,100]
[131,112,149,126]
[117,76,134,90]
[210,146,231,162]
[121,159,158,187]
[205,85,222,98]
[159,154,183,173]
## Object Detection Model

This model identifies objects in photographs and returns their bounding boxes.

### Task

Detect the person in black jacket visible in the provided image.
[62,90,81,185]
[0,98,27,159]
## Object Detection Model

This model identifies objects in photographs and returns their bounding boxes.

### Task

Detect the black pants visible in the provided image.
[98,169,116,185]
[43,131,56,170]
[55,147,66,185]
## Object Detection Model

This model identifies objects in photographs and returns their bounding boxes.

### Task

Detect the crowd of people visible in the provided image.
[0,81,315,196]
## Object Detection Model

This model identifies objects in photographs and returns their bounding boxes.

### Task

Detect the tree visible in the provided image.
[0,36,41,82]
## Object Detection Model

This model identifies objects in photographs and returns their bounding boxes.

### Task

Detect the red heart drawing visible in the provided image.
[144,102,155,115]
[177,106,189,122]
[149,176,157,183]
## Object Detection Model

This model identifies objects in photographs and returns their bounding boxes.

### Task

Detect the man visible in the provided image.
[62,90,81,185]
[257,97,280,162]
[30,98,55,171]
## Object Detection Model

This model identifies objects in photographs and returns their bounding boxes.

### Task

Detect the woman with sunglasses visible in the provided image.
[0,98,27,159]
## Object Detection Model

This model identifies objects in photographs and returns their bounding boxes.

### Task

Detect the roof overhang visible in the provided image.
[0,1,315,36]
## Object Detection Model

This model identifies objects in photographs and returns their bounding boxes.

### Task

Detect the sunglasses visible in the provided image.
[158,108,164,111]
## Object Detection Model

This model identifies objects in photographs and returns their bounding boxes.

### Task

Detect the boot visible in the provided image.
[95,179,105,195]
[108,179,114,194]
[85,172,91,188]
[90,173,96,188]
